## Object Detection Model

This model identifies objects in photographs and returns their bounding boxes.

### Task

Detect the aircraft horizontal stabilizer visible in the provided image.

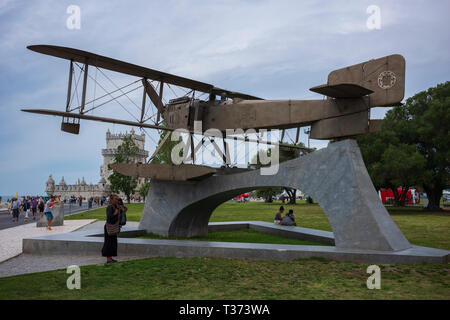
[309,83,373,98]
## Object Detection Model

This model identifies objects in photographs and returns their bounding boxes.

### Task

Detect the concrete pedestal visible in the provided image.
[140,139,411,252]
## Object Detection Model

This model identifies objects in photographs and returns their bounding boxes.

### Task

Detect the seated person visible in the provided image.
[281,209,297,226]
[274,206,284,224]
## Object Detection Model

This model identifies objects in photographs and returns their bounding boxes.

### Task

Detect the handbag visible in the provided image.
[106,220,120,236]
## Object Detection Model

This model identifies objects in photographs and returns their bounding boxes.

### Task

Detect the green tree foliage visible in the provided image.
[150,125,183,165]
[358,81,449,210]
[138,180,150,201]
[250,141,314,203]
[249,148,282,203]
[108,134,140,203]
[255,187,282,203]
[359,133,426,205]
[146,127,185,198]
[279,142,314,204]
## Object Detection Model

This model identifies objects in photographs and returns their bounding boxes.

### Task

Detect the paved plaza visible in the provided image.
[0,220,142,278]
[0,219,96,263]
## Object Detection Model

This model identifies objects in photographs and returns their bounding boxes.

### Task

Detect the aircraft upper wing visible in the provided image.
[27,45,263,100]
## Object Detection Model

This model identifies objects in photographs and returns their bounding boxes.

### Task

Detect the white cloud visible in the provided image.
[0,0,449,194]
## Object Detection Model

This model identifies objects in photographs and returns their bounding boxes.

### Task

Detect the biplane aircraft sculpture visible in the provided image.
[22,45,405,182]
[22,45,450,263]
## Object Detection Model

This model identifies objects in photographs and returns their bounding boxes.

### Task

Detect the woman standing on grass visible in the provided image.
[102,194,120,264]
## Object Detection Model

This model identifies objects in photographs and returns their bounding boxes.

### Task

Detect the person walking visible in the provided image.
[7,199,12,215]
[102,194,120,264]
[31,197,38,220]
[38,198,45,219]
[11,197,21,222]
[23,198,30,221]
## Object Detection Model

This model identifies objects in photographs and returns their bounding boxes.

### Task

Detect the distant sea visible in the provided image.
[0,195,44,201]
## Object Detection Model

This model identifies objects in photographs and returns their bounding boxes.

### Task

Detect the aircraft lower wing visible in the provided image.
[110,163,217,181]
[21,108,306,149]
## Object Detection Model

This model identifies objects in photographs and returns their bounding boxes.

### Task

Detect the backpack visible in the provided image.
[119,208,127,226]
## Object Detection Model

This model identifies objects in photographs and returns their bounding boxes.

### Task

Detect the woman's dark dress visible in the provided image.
[101,204,118,257]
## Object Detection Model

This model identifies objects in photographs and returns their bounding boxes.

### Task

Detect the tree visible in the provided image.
[150,125,183,165]
[249,141,314,204]
[256,187,283,203]
[249,148,282,202]
[358,81,449,210]
[278,142,314,204]
[358,124,426,206]
[138,180,150,201]
[108,134,139,203]
[394,82,450,210]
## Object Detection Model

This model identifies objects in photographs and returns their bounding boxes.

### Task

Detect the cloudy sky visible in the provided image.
[0,0,449,196]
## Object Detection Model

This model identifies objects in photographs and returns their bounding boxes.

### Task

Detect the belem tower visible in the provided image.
[45,128,149,199]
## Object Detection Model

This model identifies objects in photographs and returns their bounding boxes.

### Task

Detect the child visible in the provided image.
[43,196,59,230]
[274,206,284,224]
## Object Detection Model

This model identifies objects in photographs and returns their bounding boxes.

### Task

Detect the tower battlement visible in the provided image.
[106,128,145,141]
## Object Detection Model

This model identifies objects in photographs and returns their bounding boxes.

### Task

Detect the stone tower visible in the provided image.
[46,129,149,198]
[100,129,149,189]
[45,174,55,196]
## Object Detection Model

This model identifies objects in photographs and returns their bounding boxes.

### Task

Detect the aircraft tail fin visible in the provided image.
[311,54,405,107]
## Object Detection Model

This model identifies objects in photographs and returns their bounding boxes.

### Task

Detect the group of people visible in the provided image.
[8,196,59,230]
[9,196,45,222]
[274,206,297,226]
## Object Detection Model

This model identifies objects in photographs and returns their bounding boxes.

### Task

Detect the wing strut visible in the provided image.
[140,79,147,123]
[65,60,73,111]
[142,79,164,124]
[80,61,89,114]
[157,82,164,125]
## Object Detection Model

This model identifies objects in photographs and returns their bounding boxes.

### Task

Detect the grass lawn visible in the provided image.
[0,257,448,300]
[66,203,145,222]
[66,201,450,250]
[138,229,331,246]
[1,201,448,300]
